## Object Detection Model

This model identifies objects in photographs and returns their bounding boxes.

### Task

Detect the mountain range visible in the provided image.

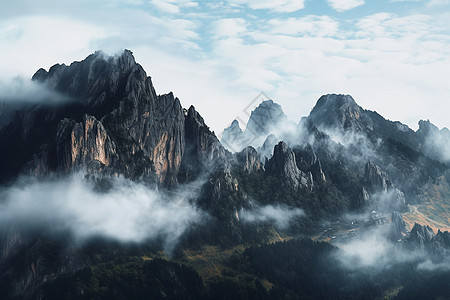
[0,50,450,299]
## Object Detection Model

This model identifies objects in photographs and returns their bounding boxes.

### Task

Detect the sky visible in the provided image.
[1,0,450,135]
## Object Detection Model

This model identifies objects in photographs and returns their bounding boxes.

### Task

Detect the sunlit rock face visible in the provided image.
[56,114,118,171]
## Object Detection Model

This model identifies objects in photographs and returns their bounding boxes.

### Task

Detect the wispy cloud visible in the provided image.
[268,16,339,37]
[327,0,365,12]
[228,0,305,13]
[240,204,305,229]
[428,0,450,6]
[0,76,72,104]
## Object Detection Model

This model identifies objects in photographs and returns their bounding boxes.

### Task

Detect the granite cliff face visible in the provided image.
[363,161,406,212]
[178,105,232,182]
[265,141,310,191]
[0,50,188,185]
[56,115,118,172]
[364,161,393,193]
[235,146,262,174]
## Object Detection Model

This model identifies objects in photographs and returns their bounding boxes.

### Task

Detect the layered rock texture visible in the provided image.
[265,141,311,191]
[0,50,220,185]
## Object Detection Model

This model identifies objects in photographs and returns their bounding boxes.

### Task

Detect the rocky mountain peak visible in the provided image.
[180,105,232,182]
[0,50,185,185]
[417,119,439,137]
[221,119,244,152]
[265,141,310,190]
[186,105,203,123]
[246,100,287,135]
[309,94,368,132]
[409,223,435,245]
[30,49,148,111]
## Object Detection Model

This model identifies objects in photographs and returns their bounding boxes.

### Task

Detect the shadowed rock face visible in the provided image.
[0,50,186,185]
[389,211,408,241]
[309,94,367,132]
[363,161,406,212]
[409,223,435,245]
[178,106,232,182]
[364,161,393,193]
[265,141,310,191]
[294,144,326,183]
[236,146,262,174]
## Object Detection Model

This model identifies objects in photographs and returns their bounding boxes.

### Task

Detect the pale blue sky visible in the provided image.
[1,0,450,134]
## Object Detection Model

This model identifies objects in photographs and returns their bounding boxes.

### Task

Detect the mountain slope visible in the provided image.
[0,50,226,186]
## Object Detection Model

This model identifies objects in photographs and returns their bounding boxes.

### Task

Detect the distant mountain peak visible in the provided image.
[309,94,366,132]
[246,99,287,135]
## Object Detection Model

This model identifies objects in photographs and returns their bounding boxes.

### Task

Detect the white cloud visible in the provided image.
[212,18,247,38]
[268,16,339,37]
[0,175,205,252]
[151,0,180,13]
[429,0,450,6]
[240,204,305,229]
[228,0,305,12]
[327,0,365,12]
[150,0,197,13]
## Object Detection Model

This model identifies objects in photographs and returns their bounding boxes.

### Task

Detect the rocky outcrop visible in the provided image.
[294,144,326,182]
[178,106,232,182]
[56,115,118,172]
[363,161,407,212]
[409,223,435,246]
[265,141,310,191]
[357,187,370,207]
[0,50,186,185]
[235,146,262,173]
[364,161,393,192]
[389,211,408,241]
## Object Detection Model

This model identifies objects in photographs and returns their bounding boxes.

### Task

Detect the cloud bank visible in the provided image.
[0,175,204,252]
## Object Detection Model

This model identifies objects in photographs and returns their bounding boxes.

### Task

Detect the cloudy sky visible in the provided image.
[1,0,450,134]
